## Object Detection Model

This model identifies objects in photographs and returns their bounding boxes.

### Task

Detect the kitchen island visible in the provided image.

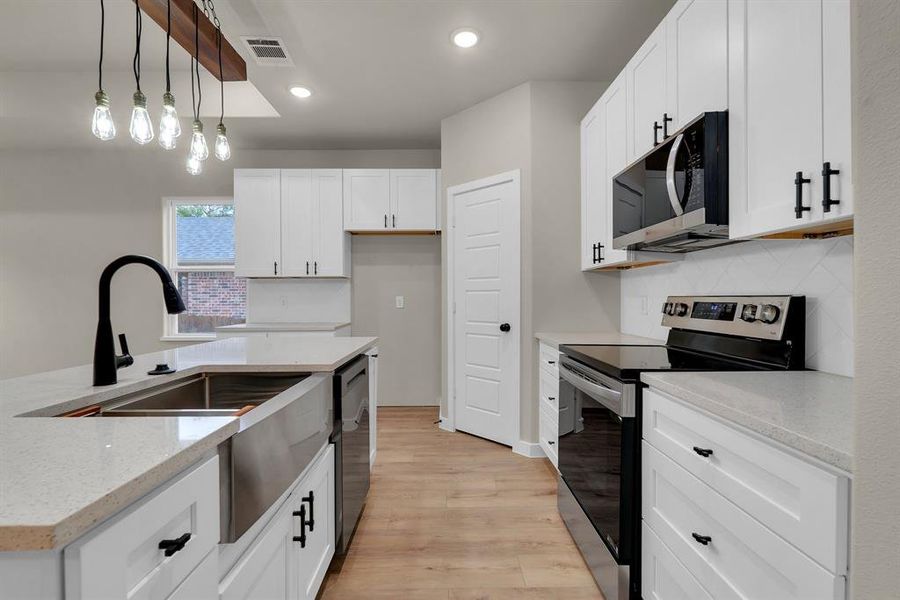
[0,335,376,600]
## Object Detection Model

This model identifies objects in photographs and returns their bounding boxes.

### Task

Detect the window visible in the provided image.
[162,197,246,339]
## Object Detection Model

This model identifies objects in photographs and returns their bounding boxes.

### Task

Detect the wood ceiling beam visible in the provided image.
[134,0,247,82]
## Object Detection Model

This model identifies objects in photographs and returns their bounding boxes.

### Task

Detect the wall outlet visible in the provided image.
[395,295,405,309]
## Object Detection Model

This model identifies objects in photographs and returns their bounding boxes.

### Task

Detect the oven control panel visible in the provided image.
[661,295,800,341]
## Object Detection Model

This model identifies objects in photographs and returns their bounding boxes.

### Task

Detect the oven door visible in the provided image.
[557,358,637,565]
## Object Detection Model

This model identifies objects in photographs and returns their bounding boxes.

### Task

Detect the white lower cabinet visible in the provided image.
[537,342,559,469]
[219,444,335,600]
[64,456,220,600]
[168,550,218,600]
[642,388,850,600]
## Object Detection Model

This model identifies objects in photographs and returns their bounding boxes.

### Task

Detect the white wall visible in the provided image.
[621,237,854,376]
[351,235,441,406]
[440,81,617,444]
[0,148,439,379]
[850,0,900,596]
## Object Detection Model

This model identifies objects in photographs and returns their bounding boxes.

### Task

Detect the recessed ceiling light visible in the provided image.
[289,86,313,98]
[451,28,479,49]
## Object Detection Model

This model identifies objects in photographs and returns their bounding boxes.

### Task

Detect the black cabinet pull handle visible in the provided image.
[384,214,388,228]
[302,490,315,532]
[794,171,811,219]
[392,214,396,228]
[274,260,278,276]
[548,441,555,445]
[292,504,307,547]
[500,323,511,332]
[653,121,663,145]
[598,243,604,263]
[548,396,556,401]
[822,161,841,212]
[314,261,318,275]
[159,532,191,557]
[663,112,673,138]
[592,243,599,264]
[306,261,309,275]
[692,446,713,458]
[691,532,712,546]
[548,360,556,365]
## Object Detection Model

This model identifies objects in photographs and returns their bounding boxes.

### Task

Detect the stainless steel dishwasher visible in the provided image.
[332,355,370,554]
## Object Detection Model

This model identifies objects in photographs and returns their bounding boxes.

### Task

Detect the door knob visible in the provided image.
[500,323,511,332]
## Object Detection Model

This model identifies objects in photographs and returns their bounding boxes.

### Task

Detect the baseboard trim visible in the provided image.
[513,441,546,458]
[438,419,455,433]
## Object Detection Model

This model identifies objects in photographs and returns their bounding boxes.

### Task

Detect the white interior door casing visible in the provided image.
[234,169,281,277]
[342,169,391,231]
[666,0,729,130]
[450,172,520,447]
[627,22,668,161]
[390,169,438,230]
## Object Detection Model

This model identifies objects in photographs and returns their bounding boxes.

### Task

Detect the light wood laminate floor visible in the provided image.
[319,407,604,600]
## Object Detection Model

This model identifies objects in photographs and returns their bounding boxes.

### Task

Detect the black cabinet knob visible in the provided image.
[691,532,712,546]
[500,323,511,332]
[692,446,714,458]
[158,532,191,557]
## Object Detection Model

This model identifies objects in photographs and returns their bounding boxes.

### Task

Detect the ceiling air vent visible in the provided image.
[241,36,294,67]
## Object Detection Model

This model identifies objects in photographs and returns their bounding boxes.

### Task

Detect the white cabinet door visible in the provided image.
[219,502,296,600]
[280,169,315,277]
[167,550,217,600]
[821,0,854,222]
[390,169,437,230]
[343,169,390,231]
[642,522,714,600]
[313,169,350,277]
[627,22,668,161]
[235,169,282,277]
[728,0,824,238]
[580,101,604,271]
[294,445,335,600]
[666,0,728,130]
[598,74,634,267]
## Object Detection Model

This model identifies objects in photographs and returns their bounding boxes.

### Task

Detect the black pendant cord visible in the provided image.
[190,2,198,120]
[194,2,202,119]
[165,0,171,93]
[217,27,224,125]
[133,0,143,92]
[98,0,105,91]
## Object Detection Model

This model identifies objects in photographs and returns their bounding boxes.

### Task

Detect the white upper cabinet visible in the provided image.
[235,169,282,278]
[390,169,438,230]
[627,22,668,162]
[665,0,729,130]
[580,103,604,271]
[235,169,350,278]
[729,0,853,239]
[344,169,440,232]
[342,169,391,231]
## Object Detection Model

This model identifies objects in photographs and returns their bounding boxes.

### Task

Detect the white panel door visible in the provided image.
[451,173,520,446]
[219,503,296,600]
[280,169,315,277]
[580,101,604,271]
[666,0,728,130]
[599,74,632,266]
[234,169,282,277]
[390,169,437,230]
[822,0,853,222]
[342,169,390,231]
[728,0,824,238]
[313,169,349,277]
[627,22,668,161]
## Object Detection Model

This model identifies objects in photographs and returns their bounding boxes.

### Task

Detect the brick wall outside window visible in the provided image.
[176,271,247,333]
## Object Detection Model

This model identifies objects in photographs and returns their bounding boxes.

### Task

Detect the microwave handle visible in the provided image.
[665,133,685,217]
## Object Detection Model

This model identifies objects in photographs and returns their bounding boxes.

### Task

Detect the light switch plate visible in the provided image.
[395,296,405,309]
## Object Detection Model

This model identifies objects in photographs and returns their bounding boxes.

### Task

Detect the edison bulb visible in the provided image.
[214,123,231,161]
[91,91,116,141]
[186,154,203,175]
[158,92,181,150]
[129,91,154,145]
[189,120,209,161]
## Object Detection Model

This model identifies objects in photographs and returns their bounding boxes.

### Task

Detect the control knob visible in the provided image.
[674,302,689,317]
[740,304,758,323]
[662,302,673,315]
[759,304,781,324]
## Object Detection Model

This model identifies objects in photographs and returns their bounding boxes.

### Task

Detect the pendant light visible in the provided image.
[91,0,115,140]
[130,0,154,144]
[187,2,207,173]
[158,0,181,149]
[213,10,231,162]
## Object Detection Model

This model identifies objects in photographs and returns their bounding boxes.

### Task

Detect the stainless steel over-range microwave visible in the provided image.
[612,111,733,253]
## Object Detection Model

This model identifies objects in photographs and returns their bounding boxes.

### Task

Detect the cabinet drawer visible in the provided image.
[539,402,558,468]
[643,388,848,573]
[65,456,219,600]
[642,521,713,600]
[538,342,559,377]
[539,367,558,415]
[643,442,845,600]
[166,550,217,600]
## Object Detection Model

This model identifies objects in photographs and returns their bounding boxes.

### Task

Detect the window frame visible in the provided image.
[161,196,241,341]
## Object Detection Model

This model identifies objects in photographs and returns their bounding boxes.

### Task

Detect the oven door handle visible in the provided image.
[559,362,628,417]
[665,133,685,217]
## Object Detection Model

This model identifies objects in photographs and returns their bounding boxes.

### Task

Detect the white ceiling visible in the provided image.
[0,0,674,150]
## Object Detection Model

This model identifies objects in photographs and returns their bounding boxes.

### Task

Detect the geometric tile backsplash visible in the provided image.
[621,237,854,377]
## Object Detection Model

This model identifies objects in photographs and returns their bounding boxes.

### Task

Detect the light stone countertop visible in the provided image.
[216,321,351,333]
[0,335,377,551]
[535,331,663,348]
[641,371,854,473]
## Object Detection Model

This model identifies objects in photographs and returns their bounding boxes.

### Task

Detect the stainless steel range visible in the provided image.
[557,295,806,600]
